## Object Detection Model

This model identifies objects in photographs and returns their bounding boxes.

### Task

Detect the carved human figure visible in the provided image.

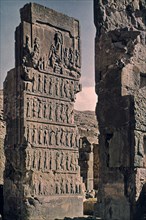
[60,78,65,97]
[24,35,31,55]
[49,77,53,95]
[43,102,48,118]
[70,177,75,194]
[68,130,72,148]
[75,49,80,67]
[69,48,74,65]
[55,78,59,96]
[38,99,42,118]
[32,150,37,169]
[55,182,60,194]
[54,32,63,60]
[66,180,69,194]
[64,80,70,98]
[60,128,66,146]
[66,129,69,147]
[66,105,70,123]
[23,35,31,65]
[49,45,56,69]
[64,48,69,67]
[44,127,49,145]
[56,128,61,145]
[32,99,38,118]
[74,153,79,171]
[76,133,80,148]
[44,75,48,93]
[69,81,75,100]
[56,152,61,170]
[26,150,32,169]
[43,151,47,171]
[38,126,43,145]
[60,178,65,194]
[32,37,40,68]
[69,104,74,124]
[55,103,61,122]
[49,102,54,121]
[26,124,31,143]
[39,57,44,70]
[32,72,37,92]
[60,104,66,122]
[60,152,66,170]
[75,183,80,194]
[70,130,75,148]
[38,150,42,170]
[49,151,53,170]
[70,153,75,171]
[38,74,42,93]
[66,153,70,171]
[26,98,31,117]
[50,128,55,145]
[32,125,37,144]
[33,174,39,195]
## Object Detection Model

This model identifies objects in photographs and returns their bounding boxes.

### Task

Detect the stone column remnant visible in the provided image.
[94,0,146,219]
[3,3,83,220]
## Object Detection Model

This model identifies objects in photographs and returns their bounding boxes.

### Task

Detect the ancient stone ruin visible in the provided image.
[75,111,99,193]
[2,1,146,220]
[3,3,83,219]
[94,0,146,219]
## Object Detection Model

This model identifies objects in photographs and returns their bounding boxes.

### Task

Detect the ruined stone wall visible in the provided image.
[94,0,146,219]
[75,111,99,191]
[4,3,83,220]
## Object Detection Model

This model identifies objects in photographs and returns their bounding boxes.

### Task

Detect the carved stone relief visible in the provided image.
[23,71,80,100]
[26,148,79,173]
[22,32,81,79]
[4,3,83,219]
[30,172,82,197]
[25,123,80,148]
[25,96,75,124]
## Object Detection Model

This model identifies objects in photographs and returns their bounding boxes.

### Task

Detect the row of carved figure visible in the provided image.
[23,32,81,77]
[23,70,80,100]
[25,123,80,148]
[26,97,74,124]
[26,149,79,172]
[23,68,81,100]
[30,174,82,196]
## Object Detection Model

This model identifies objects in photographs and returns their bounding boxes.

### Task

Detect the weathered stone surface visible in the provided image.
[94,0,146,219]
[0,89,5,218]
[0,90,5,185]
[74,111,100,191]
[4,3,83,220]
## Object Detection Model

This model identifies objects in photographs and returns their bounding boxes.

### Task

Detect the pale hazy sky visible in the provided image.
[0,0,97,111]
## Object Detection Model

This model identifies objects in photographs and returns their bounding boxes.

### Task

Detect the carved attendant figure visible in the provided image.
[56,128,61,145]
[38,126,43,145]
[38,99,42,118]
[32,72,37,92]
[38,74,42,93]
[49,101,54,121]
[32,125,37,144]
[44,127,49,145]
[32,99,37,118]
[26,98,31,117]
[55,78,59,96]
[44,75,48,93]
[32,37,40,68]
[49,77,53,95]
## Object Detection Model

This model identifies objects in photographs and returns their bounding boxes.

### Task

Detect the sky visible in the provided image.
[0,0,97,111]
